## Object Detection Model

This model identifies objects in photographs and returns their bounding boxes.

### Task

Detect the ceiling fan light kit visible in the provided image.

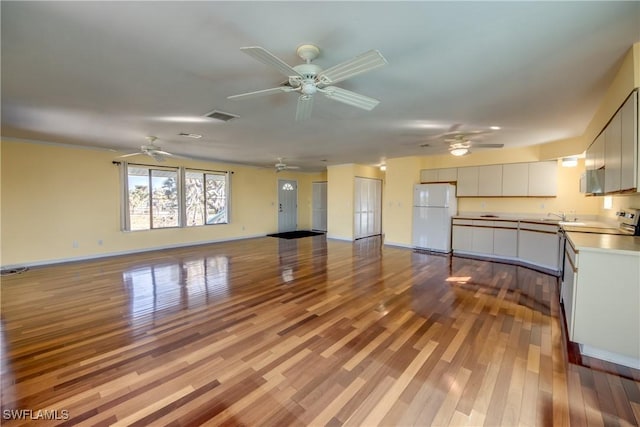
[450,147,469,156]
[228,44,387,121]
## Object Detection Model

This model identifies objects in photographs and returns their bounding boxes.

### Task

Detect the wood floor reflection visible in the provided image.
[1,236,639,426]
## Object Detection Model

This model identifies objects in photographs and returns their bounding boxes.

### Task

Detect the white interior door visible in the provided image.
[278,179,297,232]
[312,182,327,232]
[354,177,382,239]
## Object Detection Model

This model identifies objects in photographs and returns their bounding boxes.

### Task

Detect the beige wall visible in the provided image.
[327,164,355,240]
[0,139,323,266]
[381,157,421,247]
[326,163,383,241]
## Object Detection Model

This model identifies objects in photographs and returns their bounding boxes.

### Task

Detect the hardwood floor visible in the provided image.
[1,236,639,426]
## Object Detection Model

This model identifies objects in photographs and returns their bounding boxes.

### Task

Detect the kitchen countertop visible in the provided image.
[453,214,561,224]
[565,232,640,255]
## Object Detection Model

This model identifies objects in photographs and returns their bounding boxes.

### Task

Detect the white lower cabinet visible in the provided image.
[453,220,518,259]
[517,223,560,271]
[493,225,518,258]
[561,240,578,340]
[452,224,473,252]
[470,222,494,254]
[565,242,640,368]
[453,219,559,273]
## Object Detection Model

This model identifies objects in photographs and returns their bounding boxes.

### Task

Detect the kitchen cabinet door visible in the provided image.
[502,163,529,196]
[572,250,640,365]
[456,167,479,197]
[452,225,472,251]
[437,168,458,182]
[620,91,637,191]
[604,109,622,193]
[477,165,502,196]
[518,225,559,271]
[471,225,494,255]
[528,161,557,197]
[419,169,438,183]
[493,227,518,258]
[519,231,560,271]
[561,243,578,340]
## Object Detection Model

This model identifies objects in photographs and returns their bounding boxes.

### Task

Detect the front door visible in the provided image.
[278,179,297,232]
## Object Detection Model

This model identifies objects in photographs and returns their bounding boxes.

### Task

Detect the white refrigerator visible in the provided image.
[412,183,457,252]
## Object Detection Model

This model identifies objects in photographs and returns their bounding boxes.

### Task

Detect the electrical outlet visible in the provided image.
[481,202,486,209]
[97,239,103,246]
[72,240,79,248]
[540,203,545,210]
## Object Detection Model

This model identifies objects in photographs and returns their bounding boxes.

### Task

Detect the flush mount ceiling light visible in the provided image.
[379,164,387,171]
[450,148,469,156]
[490,125,501,130]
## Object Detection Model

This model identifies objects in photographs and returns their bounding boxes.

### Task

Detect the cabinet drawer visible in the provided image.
[452,219,473,226]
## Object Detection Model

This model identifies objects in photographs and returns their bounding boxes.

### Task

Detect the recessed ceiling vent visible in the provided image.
[204,110,239,122]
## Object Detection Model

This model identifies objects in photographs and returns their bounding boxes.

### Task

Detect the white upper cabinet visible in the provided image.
[502,163,529,196]
[604,109,622,193]
[456,166,479,197]
[528,161,557,196]
[419,168,457,182]
[477,165,502,196]
[419,169,438,183]
[620,91,637,191]
[437,168,458,182]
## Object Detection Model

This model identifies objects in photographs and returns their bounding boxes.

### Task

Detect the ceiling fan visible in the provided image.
[420,124,503,156]
[227,44,388,121]
[119,136,184,162]
[275,158,300,172]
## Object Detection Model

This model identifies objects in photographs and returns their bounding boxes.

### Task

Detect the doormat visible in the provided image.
[267,231,325,240]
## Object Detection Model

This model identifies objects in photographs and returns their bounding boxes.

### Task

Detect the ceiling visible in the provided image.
[2,2,639,172]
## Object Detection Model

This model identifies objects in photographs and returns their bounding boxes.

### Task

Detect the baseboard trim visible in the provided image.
[1,234,267,270]
[580,344,640,370]
[383,241,413,249]
[326,235,354,242]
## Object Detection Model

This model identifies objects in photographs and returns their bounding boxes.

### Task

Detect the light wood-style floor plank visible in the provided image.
[1,236,639,426]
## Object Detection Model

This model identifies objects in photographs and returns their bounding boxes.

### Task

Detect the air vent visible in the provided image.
[178,133,202,139]
[204,110,239,122]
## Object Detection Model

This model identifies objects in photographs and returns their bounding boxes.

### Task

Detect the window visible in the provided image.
[127,166,179,230]
[185,170,228,226]
[123,163,229,231]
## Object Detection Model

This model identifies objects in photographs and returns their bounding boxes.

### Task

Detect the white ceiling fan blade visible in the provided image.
[285,165,300,170]
[320,86,380,111]
[295,95,314,121]
[153,150,175,157]
[119,152,143,158]
[240,46,302,78]
[227,86,294,100]
[317,50,387,85]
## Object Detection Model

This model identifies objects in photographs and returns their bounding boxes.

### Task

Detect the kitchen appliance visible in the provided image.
[617,209,640,235]
[412,183,457,252]
[561,209,640,236]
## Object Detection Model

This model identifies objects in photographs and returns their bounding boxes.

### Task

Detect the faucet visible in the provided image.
[548,211,566,221]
